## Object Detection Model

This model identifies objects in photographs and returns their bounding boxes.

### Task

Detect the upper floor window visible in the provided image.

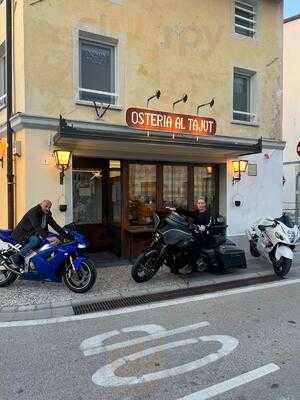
[233,67,257,123]
[0,42,6,108]
[79,35,117,105]
[234,0,256,38]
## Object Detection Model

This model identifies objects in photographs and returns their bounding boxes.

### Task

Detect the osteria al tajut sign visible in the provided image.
[126,107,216,136]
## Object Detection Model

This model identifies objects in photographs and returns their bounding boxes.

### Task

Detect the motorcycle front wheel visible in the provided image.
[63,260,97,293]
[131,252,161,283]
[0,269,18,287]
[272,256,292,278]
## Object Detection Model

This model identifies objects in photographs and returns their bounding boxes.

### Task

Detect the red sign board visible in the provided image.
[297,141,300,157]
[126,107,216,136]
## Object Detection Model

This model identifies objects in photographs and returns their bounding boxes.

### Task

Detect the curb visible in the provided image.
[0,270,275,316]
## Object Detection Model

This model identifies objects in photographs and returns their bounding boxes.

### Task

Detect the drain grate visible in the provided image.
[72,274,278,315]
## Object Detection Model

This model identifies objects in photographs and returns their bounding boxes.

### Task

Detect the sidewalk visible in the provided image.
[1,251,300,319]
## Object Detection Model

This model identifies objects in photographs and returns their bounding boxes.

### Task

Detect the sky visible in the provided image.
[284,0,300,18]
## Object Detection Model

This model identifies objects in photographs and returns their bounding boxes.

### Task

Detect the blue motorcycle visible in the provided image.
[0,224,97,293]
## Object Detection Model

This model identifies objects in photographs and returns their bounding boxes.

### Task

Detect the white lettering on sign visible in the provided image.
[80,322,239,387]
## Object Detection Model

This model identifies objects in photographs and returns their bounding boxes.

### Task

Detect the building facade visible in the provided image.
[283,14,300,223]
[0,0,284,257]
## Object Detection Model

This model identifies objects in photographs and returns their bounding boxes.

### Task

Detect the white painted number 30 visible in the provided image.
[80,321,239,387]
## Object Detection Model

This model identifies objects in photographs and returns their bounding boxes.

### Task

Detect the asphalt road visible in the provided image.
[0,279,299,400]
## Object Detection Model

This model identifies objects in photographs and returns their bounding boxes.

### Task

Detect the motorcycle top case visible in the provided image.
[215,245,247,269]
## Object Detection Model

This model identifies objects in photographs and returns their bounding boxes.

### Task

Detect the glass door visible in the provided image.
[163,165,188,208]
[72,169,103,224]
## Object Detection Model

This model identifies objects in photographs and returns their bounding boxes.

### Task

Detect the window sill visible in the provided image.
[231,120,259,127]
[76,99,123,111]
[232,32,258,41]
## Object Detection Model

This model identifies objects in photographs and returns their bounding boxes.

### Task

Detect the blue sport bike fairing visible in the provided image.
[0,223,97,293]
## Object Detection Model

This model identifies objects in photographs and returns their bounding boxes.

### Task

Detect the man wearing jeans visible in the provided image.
[8,200,68,272]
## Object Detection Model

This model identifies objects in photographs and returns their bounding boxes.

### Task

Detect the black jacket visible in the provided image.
[11,204,66,243]
[176,208,211,226]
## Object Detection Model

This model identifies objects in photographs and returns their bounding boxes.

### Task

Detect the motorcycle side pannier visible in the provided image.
[215,245,247,269]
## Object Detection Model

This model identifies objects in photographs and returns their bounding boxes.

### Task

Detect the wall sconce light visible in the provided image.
[147,90,161,108]
[232,160,248,183]
[206,166,213,175]
[0,139,6,168]
[172,94,188,111]
[53,149,72,185]
[197,98,215,114]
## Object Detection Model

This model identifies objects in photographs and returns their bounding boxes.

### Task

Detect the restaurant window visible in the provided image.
[194,166,218,215]
[0,42,6,108]
[128,164,156,226]
[79,34,117,105]
[163,165,188,208]
[233,67,257,123]
[73,169,103,224]
[234,0,256,38]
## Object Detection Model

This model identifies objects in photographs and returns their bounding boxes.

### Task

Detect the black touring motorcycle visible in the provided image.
[131,210,246,282]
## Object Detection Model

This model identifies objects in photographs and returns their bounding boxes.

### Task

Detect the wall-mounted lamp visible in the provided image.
[197,98,215,115]
[172,94,188,111]
[53,149,72,185]
[232,160,248,183]
[0,139,6,168]
[206,166,213,175]
[147,90,161,108]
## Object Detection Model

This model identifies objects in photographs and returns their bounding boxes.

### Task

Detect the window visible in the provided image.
[233,68,256,123]
[128,164,156,226]
[234,1,256,38]
[79,36,117,105]
[0,42,6,108]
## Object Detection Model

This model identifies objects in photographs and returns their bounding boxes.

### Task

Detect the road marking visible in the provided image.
[178,363,280,400]
[81,322,209,356]
[1,277,300,328]
[90,335,238,387]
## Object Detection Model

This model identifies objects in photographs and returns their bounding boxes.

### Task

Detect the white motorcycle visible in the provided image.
[246,214,299,278]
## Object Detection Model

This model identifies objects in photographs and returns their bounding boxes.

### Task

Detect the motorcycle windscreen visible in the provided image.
[162,229,193,246]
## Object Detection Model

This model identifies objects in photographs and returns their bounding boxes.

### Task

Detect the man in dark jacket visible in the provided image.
[9,200,68,272]
[176,197,211,274]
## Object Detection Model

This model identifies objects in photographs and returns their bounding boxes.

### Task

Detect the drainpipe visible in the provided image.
[6,0,14,229]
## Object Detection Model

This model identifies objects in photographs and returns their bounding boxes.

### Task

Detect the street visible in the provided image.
[0,279,299,400]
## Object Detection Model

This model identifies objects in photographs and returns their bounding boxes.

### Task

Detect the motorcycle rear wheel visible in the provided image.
[63,260,97,293]
[131,253,161,283]
[272,256,292,278]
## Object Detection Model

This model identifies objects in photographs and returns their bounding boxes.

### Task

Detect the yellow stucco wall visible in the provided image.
[22,0,283,140]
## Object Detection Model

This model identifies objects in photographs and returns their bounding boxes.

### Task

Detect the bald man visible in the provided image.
[9,200,68,272]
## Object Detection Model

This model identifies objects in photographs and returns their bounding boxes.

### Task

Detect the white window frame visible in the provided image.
[77,31,119,108]
[0,42,6,109]
[233,67,257,125]
[234,0,257,39]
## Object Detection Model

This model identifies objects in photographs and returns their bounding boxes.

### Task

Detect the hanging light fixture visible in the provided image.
[53,149,72,185]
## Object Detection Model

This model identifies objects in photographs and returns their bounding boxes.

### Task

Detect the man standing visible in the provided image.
[8,200,69,272]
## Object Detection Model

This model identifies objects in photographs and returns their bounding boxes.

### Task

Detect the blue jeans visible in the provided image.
[19,235,41,258]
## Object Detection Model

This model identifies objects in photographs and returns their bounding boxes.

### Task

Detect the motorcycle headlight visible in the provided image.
[287,230,296,243]
[78,243,86,249]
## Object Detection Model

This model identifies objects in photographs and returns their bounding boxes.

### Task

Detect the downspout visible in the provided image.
[6,0,14,229]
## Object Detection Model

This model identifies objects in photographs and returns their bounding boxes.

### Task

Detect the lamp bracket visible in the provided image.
[93,101,111,119]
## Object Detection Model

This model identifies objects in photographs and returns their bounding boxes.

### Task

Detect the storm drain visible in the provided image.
[72,274,278,315]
